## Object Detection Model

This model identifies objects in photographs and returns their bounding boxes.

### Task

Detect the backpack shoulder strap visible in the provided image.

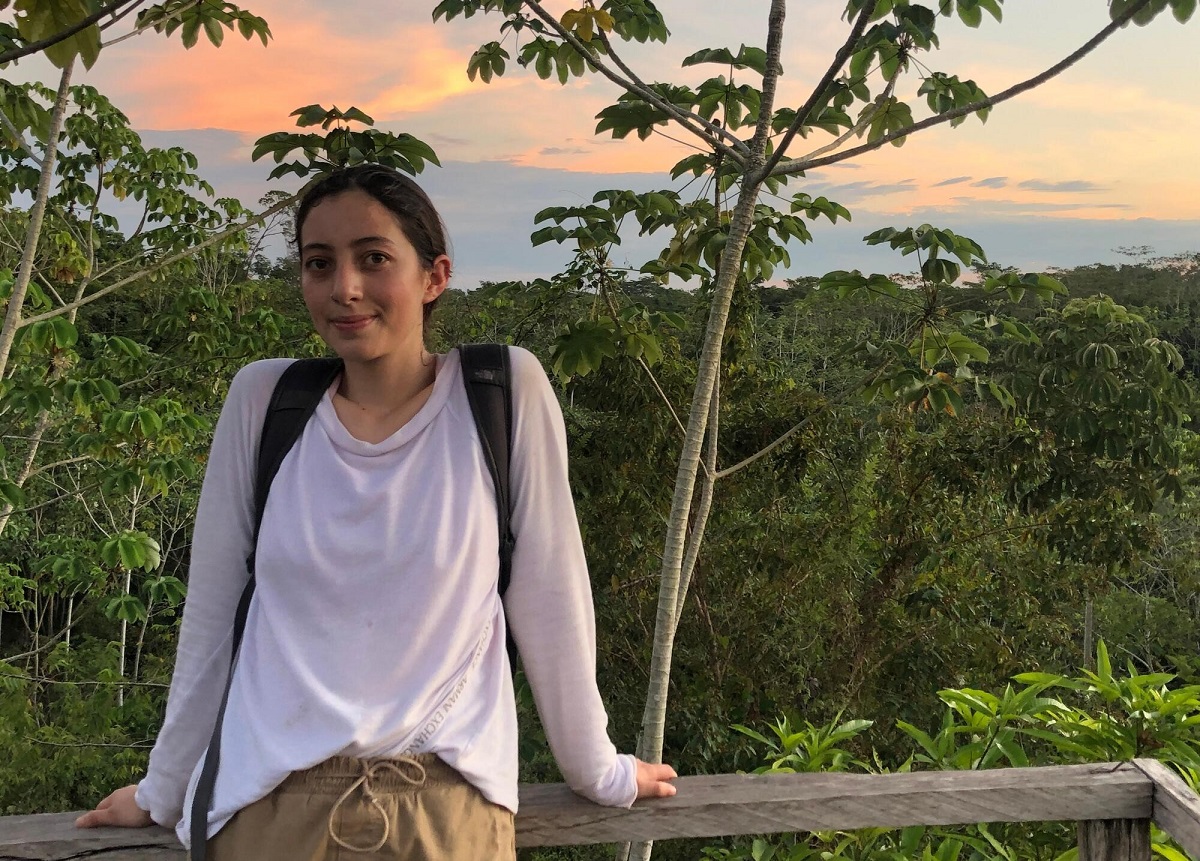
[190,356,342,861]
[459,344,515,599]
[252,357,345,557]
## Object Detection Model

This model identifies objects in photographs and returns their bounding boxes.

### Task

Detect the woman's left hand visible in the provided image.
[634,758,678,799]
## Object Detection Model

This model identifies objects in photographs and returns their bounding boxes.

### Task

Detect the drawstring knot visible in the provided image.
[327,757,427,852]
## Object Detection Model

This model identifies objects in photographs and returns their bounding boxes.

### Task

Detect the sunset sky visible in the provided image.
[8,1,1199,286]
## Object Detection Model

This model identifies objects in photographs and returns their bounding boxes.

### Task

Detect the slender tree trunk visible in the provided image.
[117,566,131,708]
[674,375,719,631]
[0,60,73,384]
[0,410,51,537]
[0,219,106,542]
[133,609,149,686]
[623,4,787,857]
[117,495,141,708]
[622,178,765,861]
[1084,594,1095,670]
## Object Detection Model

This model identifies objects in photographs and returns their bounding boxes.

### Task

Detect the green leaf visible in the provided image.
[202,14,225,47]
[681,46,737,68]
[0,478,24,507]
[105,594,147,624]
[49,316,77,348]
[467,41,509,82]
[550,319,619,380]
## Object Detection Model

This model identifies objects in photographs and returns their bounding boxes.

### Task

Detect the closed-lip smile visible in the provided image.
[331,315,374,329]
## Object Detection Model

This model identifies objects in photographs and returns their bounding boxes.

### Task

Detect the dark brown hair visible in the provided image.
[295,165,450,326]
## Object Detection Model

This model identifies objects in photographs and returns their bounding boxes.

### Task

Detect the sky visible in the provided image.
[6,1,1200,287]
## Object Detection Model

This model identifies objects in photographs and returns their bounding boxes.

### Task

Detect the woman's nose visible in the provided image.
[329,264,362,304]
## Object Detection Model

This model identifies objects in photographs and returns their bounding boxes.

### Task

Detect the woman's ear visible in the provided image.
[425,254,451,303]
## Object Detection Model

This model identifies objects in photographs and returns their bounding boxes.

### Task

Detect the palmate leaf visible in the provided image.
[595,98,671,140]
[105,594,147,624]
[13,0,101,69]
[955,0,1003,27]
[136,1,271,47]
[254,109,438,178]
[550,319,620,380]
[864,96,915,146]
[467,41,508,82]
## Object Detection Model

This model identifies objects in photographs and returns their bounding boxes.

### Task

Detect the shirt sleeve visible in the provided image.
[500,347,639,809]
[135,360,291,826]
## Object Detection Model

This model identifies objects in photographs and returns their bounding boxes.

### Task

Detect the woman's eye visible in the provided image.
[364,252,389,266]
[303,258,330,271]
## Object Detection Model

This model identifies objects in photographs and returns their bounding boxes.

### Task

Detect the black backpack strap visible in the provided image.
[189,357,342,861]
[459,345,517,654]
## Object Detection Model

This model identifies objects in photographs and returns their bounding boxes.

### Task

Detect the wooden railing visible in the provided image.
[1,760,1197,860]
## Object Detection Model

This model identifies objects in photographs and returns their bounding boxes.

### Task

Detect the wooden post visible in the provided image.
[1134,759,1200,861]
[1078,818,1151,861]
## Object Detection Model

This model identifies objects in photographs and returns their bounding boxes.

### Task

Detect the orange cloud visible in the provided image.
[90,5,490,133]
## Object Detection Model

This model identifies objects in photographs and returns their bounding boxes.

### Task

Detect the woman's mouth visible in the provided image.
[331,315,373,332]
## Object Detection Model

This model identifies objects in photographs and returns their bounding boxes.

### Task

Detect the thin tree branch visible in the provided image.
[100,0,186,48]
[0,108,43,167]
[2,672,168,689]
[593,264,695,453]
[597,30,748,161]
[18,189,304,328]
[792,69,900,170]
[22,737,156,749]
[521,0,745,160]
[0,0,145,65]
[26,454,94,479]
[750,0,787,154]
[758,2,874,180]
[773,0,1154,177]
[715,409,821,480]
[635,355,688,441]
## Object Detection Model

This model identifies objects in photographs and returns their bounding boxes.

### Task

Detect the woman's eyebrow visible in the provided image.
[300,236,396,253]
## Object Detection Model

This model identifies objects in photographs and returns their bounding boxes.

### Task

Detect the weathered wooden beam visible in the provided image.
[1134,758,1200,860]
[0,763,1157,858]
[0,811,178,860]
[516,762,1151,846]
[1077,818,1151,861]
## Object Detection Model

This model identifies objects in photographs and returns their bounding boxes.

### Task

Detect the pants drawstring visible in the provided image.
[327,757,427,853]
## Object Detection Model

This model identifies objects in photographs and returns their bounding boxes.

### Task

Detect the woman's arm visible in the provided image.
[79,360,290,828]
[500,348,675,806]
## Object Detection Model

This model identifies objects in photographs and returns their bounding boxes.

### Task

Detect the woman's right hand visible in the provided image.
[75,784,154,829]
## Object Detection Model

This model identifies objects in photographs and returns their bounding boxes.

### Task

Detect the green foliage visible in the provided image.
[134,1,271,50]
[5,0,102,68]
[1111,0,1197,26]
[0,0,270,69]
[706,645,1200,861]
[997,296,1193,525]
[251,104,439,179]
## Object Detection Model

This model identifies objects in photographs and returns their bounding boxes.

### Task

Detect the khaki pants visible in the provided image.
[209,753,515,861]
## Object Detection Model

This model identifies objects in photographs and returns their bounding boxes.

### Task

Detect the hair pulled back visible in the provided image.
[294,165,450,326]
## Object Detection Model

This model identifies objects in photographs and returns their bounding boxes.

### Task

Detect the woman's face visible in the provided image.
[299,189,449,367]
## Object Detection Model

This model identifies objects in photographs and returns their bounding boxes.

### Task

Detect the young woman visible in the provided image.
[76,165,677,859]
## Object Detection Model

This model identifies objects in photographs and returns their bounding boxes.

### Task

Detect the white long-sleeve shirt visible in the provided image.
[135,347,636,847]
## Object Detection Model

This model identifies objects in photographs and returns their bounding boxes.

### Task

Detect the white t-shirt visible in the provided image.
[135,347,636,846]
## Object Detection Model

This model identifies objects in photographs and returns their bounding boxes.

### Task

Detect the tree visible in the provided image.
[432,2,1196,858]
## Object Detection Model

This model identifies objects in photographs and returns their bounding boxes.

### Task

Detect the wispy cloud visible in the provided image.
[1019,179,1106,193]
[944,197,1132,214]
[971,177,1008,189]
[932,176,972,187]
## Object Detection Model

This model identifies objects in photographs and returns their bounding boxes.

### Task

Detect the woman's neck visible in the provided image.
[332,350,439,443]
